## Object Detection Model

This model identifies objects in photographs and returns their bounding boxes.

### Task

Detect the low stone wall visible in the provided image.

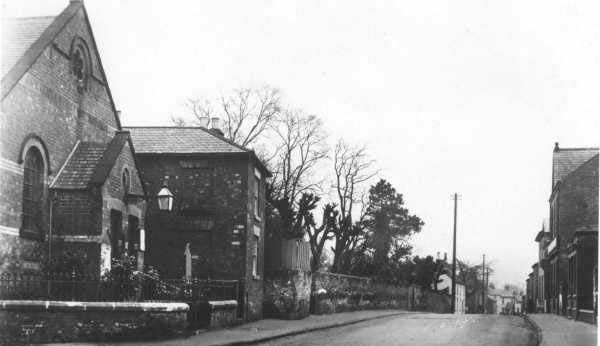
[312,272,451,314]
[207,300,238,328]
[312,273,409,314]
[263,270,311,319]
[0,300,189,344]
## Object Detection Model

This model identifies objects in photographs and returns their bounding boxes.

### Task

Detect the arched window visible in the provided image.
[70,38,91,92]
[22,147,45,236]
[122,168,130,195]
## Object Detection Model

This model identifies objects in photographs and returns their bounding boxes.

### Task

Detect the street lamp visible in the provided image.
[156,186,174,212]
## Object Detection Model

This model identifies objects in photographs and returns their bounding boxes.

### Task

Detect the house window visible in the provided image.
[253,175,261,219]
[22,147,44,237]
[252,235,259,278]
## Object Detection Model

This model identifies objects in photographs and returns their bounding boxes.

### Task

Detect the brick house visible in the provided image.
[126,126,270,321]
[0,0,146,276]
[541,143,598,321]
[533,218,550,312]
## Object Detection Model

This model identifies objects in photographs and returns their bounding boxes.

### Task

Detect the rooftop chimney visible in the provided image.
[554,142,559,151]
[210,117,224,136]
[198,116,209,128]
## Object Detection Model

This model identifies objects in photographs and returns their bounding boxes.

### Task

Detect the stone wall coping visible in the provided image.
[0,300,189,312]
[208,300,238,309]
[315,271,371,282]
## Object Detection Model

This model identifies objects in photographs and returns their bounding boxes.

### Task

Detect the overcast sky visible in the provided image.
[3,0,599,288]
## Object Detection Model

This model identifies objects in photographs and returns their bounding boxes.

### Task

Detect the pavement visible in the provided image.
[45,310,412,346]
[525,313,597,346]
[254,314,536,346]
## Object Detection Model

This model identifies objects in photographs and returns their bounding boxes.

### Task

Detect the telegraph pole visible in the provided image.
[482,254,486,314]
[451,193,458,314]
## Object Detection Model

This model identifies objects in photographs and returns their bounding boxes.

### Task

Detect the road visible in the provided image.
[254,314,537,346]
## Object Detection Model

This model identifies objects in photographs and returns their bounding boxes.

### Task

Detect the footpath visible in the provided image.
[525,313,597,346]
[44,309,411,346]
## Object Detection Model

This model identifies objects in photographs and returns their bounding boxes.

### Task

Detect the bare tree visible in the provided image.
[177,85,282,147]
[267,109,328,237]
[330,140,378,272]
[307,203,338,272]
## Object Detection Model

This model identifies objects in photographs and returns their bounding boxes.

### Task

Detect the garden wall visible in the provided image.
[311,272,451,314]
[263,269,311,319]
[0,300,188,344]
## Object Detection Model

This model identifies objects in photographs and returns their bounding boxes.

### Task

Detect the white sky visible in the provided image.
[3,0,599,288]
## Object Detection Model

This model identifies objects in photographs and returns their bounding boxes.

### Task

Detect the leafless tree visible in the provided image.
[176,85,282,147]
[270,109,328,206]
[267,109,328,237]
[307,203,338,272]
[330,139,378,272]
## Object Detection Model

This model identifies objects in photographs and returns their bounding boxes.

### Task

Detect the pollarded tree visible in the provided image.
[330,140,378,272]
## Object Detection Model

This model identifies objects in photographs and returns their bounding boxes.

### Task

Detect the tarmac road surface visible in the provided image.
[254,313,537,346]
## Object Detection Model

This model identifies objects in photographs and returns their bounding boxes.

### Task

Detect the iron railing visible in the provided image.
[0,272,242,304]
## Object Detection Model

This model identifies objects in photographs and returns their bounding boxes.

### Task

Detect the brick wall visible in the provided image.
[0,5,122,271]
[135,154,265,321]
[245,163,265,321]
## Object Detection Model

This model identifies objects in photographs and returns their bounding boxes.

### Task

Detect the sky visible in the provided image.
[3,0,599,288]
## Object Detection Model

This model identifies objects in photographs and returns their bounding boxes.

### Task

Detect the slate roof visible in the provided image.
[51,142,107,189]
[552,145,599,187]
[1,16,55,75]
[52,132,131,190]
[125,127,249,154]
[1,2,82,99]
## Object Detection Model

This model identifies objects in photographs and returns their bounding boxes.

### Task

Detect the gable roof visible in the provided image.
[1,16,55,76]
[552,144,599,188]
[51,132,130,190]
[1,1,123,129]
[1,1,81,99]
[51,141,107,189]
[125,127,249,154]
[125,126,271,176]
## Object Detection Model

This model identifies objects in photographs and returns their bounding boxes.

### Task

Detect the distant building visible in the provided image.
[533,219,551,312]
[436,274,466,313]
[488,289,521,315]
[541,143,598,322]
[126,126,270,321]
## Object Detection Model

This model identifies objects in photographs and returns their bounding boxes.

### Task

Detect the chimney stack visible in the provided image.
[198,117,209,128]
[554,142,559,151]
[210,117,224,136]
